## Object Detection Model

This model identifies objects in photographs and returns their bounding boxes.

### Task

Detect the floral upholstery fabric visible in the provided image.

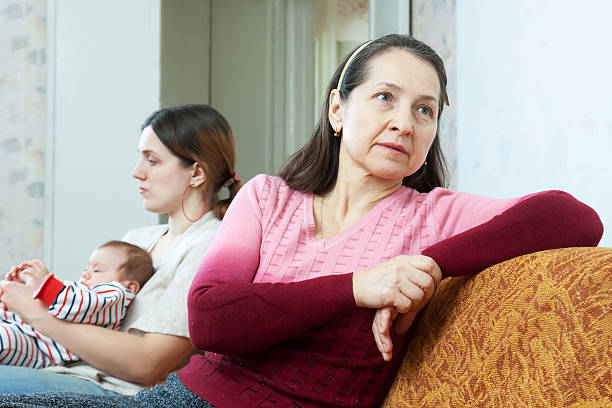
[383,247,612,407]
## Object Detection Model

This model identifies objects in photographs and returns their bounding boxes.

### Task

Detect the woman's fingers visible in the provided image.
[372,308,386,355]
[0,281,6,310]
[372,306,397,361]
[392,268,436,313]
[362,256,443,363]
[401,255,442,286]
[0,280,41,322]
[353,255,441,310]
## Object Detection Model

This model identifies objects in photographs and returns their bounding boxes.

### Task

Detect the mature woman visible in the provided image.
[0,35,602,407]
[0,104,241,396]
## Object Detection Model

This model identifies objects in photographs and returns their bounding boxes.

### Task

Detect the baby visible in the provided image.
[0,240,153,368]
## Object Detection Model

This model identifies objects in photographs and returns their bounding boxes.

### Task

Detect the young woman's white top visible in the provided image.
[44,212,221,395]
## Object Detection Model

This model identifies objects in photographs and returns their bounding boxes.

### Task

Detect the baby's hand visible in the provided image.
[5,264,27,283]
[20,259,50,279]
[8,259,50,286]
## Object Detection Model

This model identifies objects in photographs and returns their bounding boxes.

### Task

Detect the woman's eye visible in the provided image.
[376,93,392,102]
[147,157,157,165]
[417,106,433,117]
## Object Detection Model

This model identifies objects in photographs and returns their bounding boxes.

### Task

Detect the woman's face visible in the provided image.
[334,49,441,182]
[132,126,193,215]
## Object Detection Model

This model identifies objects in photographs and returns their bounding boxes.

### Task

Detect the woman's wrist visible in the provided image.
[26,307,59,334]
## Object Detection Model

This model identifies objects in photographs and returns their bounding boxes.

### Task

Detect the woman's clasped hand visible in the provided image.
[352,255,442,361]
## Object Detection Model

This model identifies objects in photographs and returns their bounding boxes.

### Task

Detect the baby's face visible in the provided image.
[79,246,126,288]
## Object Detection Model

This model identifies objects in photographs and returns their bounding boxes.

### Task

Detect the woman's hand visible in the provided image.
[353,255,441,311]
[352,255,441,361]
[0,279,49,324]
[372,306,421,361]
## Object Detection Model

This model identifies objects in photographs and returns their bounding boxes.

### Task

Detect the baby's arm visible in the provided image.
[33,275,134,329]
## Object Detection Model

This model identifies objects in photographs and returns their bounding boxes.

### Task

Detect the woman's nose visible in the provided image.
[132,160,145,180]
[389,112,414,136]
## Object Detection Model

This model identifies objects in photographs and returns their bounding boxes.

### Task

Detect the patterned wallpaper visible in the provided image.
[412,0,457,188]
[0,0,46,272]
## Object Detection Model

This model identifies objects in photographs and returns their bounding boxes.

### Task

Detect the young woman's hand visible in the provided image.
[352,255,441,361]
[0,279,49,324]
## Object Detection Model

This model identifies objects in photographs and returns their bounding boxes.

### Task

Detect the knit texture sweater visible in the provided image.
[179,175,602,408]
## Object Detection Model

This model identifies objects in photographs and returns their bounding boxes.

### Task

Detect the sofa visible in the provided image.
[382,247,611,407]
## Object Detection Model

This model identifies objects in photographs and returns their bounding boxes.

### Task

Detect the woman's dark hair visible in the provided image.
[141,104,241,220]
[279,34,448,194]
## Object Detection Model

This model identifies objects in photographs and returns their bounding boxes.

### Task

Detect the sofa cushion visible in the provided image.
[382,247,612,407]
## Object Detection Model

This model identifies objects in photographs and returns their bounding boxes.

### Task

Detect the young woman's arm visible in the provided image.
[0,281,192,385]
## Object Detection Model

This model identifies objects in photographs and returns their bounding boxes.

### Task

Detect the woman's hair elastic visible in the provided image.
[222,173,240,189]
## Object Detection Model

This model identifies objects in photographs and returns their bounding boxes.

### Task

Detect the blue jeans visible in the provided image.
[0,373,214,407]
[0,365,121,395]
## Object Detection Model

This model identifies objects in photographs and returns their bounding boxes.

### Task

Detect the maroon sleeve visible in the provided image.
[422,191,603,277]
[189,272,355,354]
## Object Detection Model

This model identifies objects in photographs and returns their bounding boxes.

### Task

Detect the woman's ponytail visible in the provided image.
[213,175,242,220]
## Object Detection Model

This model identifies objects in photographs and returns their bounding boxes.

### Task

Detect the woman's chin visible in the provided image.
[370,168,412,182]
[143,201,164,214]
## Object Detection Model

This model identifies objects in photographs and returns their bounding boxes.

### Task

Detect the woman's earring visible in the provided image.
[181,184,207,223]
[335,127,342,137]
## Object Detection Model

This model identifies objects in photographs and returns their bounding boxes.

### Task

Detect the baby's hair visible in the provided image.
[98,240,154,287]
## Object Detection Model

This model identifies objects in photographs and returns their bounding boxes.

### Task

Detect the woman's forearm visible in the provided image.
[423,191,604,277]
[188,273,356,354]
[31,313,192,385]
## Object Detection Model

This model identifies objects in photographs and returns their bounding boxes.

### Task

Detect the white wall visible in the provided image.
[47,0,160,280]
[210,0,314,181]
[457,0,611,247]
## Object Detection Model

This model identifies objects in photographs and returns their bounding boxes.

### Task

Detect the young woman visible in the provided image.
[0,104,241,396]
[0,35,602,408]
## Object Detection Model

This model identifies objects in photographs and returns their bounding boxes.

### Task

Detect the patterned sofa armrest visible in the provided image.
[382,247,612,408]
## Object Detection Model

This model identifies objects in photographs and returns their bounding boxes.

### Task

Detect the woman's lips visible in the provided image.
[377,142,409,155]
[139,186,148,195]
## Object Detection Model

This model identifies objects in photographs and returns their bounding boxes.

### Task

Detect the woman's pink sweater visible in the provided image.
[179,175,602,408]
